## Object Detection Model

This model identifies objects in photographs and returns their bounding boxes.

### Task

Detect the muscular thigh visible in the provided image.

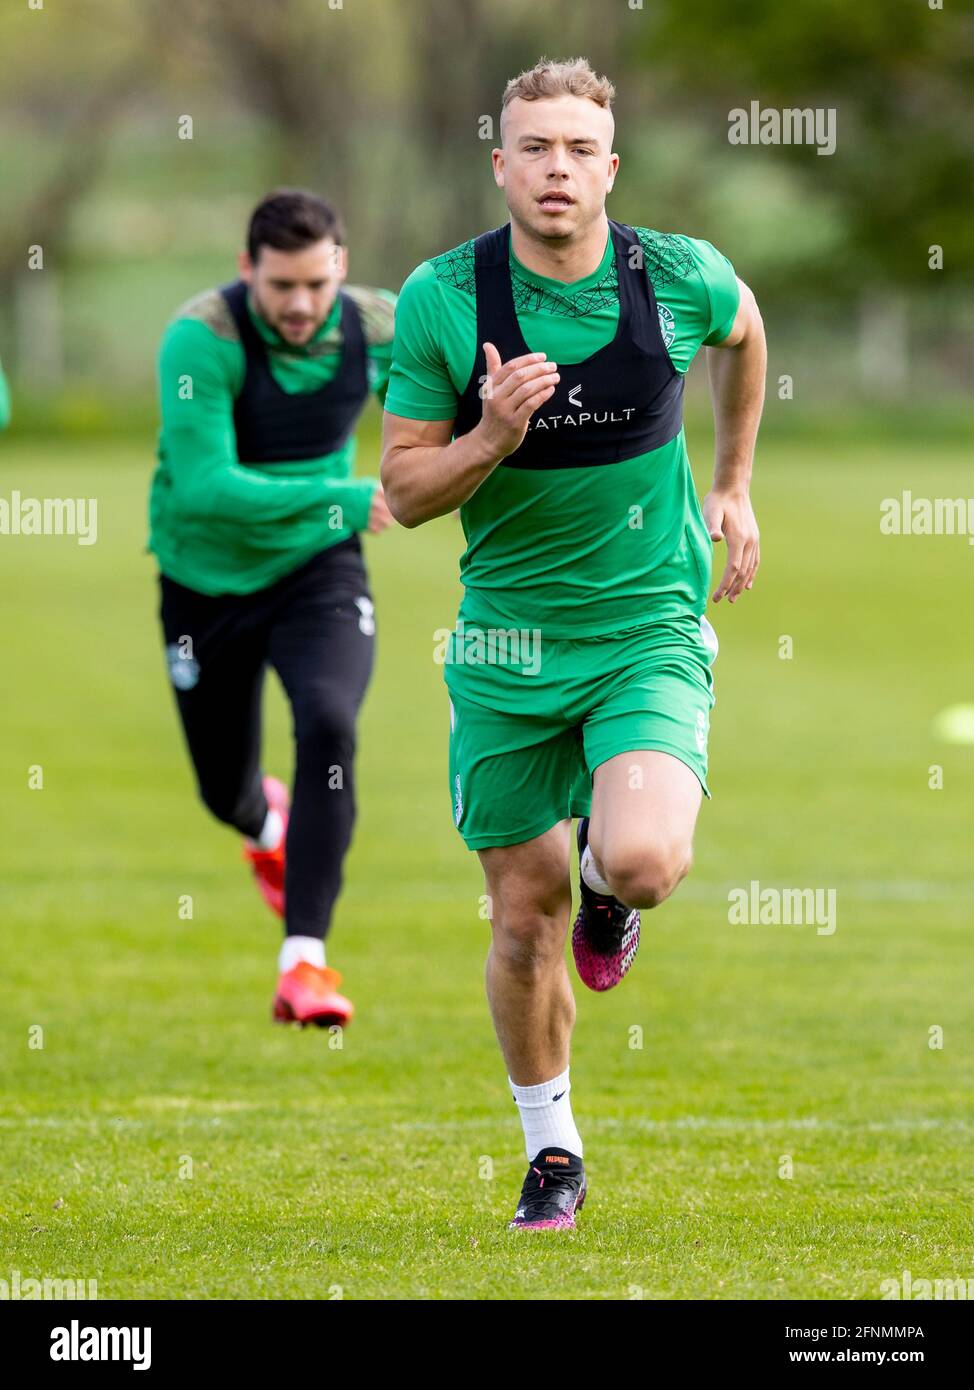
[588,750,703,869]
[577,615,715,871]
[478,820,574,925]
[158,573,267,771]
[266,545,375,732]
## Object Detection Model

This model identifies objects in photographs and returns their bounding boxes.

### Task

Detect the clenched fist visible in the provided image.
[476,342,561,461]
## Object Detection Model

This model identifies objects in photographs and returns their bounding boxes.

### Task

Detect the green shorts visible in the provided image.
[444,613,718,850]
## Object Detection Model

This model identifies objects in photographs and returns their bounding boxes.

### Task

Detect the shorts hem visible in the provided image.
[587,740,712,800]
[456,812,577,852]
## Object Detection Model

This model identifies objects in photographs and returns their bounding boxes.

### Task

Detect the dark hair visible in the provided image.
[246,189,345,262]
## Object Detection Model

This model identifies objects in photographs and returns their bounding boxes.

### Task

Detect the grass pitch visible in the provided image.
[1,426,972,1299]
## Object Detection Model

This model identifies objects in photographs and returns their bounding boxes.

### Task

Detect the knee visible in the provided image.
[602,842,693,910]
[490,907,568,976]
[294,697,356,754]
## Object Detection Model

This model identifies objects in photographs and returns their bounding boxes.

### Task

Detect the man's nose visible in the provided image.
[288,289,314,315]
[545,149,572,179]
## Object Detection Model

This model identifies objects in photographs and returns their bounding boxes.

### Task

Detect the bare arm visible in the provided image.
[380,413,496,528]
[703,277,766,602]
[380,345,560,528]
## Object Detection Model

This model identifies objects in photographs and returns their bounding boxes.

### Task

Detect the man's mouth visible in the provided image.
[537,192,574,213]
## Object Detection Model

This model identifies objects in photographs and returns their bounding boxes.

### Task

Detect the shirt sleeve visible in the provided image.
[364,287,397,407]
[158,317,376,536]
[383,262,459,421]
[690,238,741,345]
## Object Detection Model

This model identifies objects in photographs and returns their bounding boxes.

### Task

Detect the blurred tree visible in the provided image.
[645,0,974,291]
[0,0,969,403]
[160,0,357,196]
[0,0,168,382]
[404,0,635,253]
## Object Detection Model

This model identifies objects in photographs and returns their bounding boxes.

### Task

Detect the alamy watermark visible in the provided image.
[728,880,836,935]
[50,1319,150,1370]
[1,1267,98,1299]
[0,491,97,545]
[433,620,542,676]
[880,492,974,543]
[728,101,837,156]
[881,1269,974,1300]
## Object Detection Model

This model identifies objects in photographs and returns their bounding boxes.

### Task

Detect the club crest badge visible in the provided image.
[166,642,200,691]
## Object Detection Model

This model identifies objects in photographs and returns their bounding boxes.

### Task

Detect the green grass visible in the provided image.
[1,427,972,1299]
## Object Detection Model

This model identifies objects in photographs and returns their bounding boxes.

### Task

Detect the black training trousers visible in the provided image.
[158,538,375,941]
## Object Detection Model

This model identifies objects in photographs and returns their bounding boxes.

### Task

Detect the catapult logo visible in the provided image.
[50,1319,151,1371]
[527,381,636,433]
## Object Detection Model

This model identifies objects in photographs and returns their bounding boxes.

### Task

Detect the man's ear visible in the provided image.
[492,148,506,189]
[237,249,254,283]
[606,152,620,193]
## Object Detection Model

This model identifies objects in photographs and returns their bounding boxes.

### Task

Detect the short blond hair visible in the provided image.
[501,57,615,132]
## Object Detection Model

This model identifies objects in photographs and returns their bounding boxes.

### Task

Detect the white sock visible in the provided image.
[249,807,284,852]
[580,843,612,896]
[278,936,325,972]
[509,1068,583,1161]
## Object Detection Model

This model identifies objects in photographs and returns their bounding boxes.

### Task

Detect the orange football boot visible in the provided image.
[272,962,354,1028]
[242,775,289,917]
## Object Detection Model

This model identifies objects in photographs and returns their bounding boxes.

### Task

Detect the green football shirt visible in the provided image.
[385,224,739,637]
[149,283,395,596]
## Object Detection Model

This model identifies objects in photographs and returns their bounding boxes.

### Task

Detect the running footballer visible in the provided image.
[381,58,765,1230]
[150,190,395,1029]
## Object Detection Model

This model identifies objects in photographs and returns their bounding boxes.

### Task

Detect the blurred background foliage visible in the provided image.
[0,0,970,437]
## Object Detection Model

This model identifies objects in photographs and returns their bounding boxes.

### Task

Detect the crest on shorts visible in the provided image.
[166,642,200,691]
[355,595,376,636]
